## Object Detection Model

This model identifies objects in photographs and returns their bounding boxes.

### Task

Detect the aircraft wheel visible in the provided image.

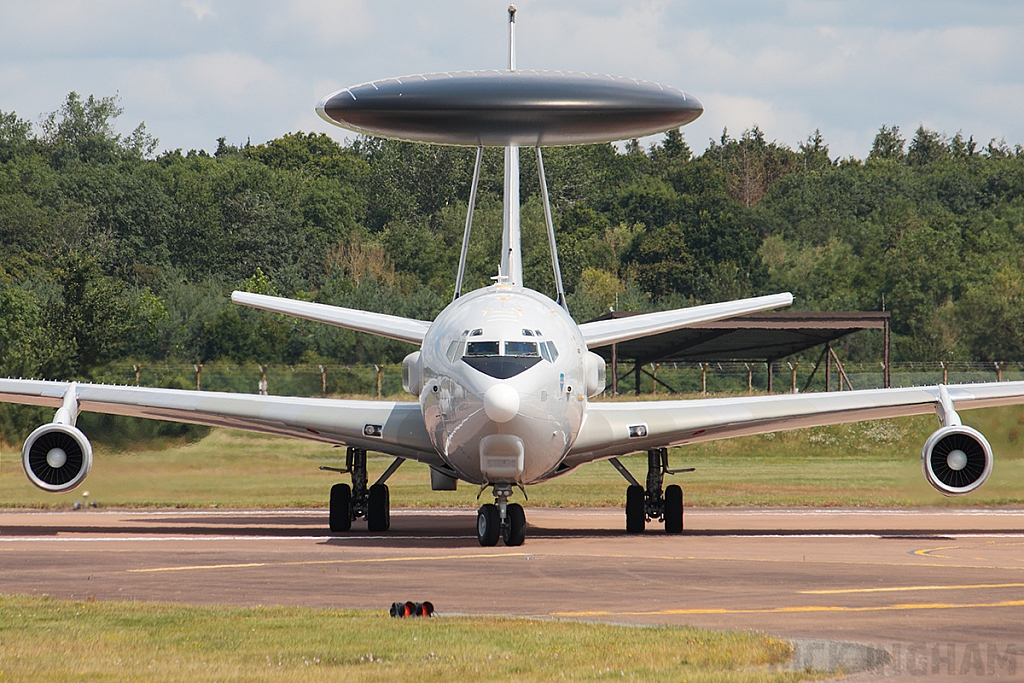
[367,483,390,532]
[330,483,352,532]
[625,484,645,533]
[664,484,683,534]
[503,503,526,546]
[477,504,501,547]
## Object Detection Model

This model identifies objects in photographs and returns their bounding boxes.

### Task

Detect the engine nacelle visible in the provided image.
[22,423,93,493]
[583,351,606,397]
[402,351,423,397]
[921,425,992,496]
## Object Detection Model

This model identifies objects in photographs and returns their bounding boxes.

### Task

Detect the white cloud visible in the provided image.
[1,1,1024,159]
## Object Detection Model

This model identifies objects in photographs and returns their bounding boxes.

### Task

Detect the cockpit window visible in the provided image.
[521,329,534,337]
[545,341,559,361]
[470,328,483,336]
[465,341,499,357]
[445,341,461,362]
[504,341,539,357]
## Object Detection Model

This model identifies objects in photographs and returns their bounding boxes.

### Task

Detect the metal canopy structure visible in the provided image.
[588,310,891,394]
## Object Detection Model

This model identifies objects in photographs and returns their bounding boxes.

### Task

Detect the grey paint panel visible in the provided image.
[317,70,703,147]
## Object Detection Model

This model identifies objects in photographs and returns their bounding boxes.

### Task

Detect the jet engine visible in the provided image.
[584,351,606,397]
[21,423,93,493]
[921,425,992,496]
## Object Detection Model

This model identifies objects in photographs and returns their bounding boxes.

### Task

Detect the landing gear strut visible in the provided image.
[477,484,526,547]
[611,448,692,534]
[323,448,404,533]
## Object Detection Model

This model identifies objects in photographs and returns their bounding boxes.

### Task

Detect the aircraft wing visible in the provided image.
[577,293,794,349]
[564,381,1024,467]
[231,291,431,345]
[0,379,443,466]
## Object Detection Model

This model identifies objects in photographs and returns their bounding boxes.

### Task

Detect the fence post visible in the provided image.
[133,364,141,387]
[788,361,798,393]
[258,365,268,395]
[996,362,1004,382]
[700,363,707,396]
[941,361,947,385]
[319,365,326,396]
[745,363,752,394]
[194,364,203,391]
[375,364,383,398]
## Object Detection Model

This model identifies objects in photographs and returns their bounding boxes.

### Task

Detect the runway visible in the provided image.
[2,507,1023,676]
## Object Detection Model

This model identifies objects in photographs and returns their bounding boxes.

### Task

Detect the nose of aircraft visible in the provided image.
[483,384,520,423]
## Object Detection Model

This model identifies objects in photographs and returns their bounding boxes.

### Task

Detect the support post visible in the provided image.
[453,145,484,299]
[788,361,798,393]
[700,362,707,395]
[536,146,567,309]
[194,363,203,391]
[825,344,831,392]
[634,362,642,396]
[611,343,618,396]
[133,364,141,387]
[745,363,752,394]
[319,364,327,396]
[941,361,947,385]
[996,362,1004,382]
[883,317,891,388]
[766,360,773,394]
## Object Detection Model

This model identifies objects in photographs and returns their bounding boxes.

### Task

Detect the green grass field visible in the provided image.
[2,403,1023,509]
[0,594,818,683]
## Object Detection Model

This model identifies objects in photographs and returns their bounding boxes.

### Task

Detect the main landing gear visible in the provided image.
[477,484,527,547]
[610,448,692,534]
[323,447,404,533]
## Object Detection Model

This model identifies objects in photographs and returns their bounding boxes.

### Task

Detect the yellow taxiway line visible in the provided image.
[128,552,528,573]
[553,598,1024,618]
[802,581,1024,595]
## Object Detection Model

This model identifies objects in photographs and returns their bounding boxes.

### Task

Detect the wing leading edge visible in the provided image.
[0,379,442,466]
[565,381,1024,468]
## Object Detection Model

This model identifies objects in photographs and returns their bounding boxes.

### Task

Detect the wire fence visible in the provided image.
[83,360,1024,399]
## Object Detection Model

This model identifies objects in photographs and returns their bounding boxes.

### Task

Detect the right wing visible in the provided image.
[564,381,1024,467]
[578,293,793,348]
[232,291,432,345]
[0,378,443,467]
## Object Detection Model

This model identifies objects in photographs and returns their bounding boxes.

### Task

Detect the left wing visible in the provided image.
[0,379,442,466]
[578,293,793,348]
[564,381,1024,467]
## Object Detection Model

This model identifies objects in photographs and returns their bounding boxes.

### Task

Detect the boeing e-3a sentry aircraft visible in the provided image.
[3,7,1024,546]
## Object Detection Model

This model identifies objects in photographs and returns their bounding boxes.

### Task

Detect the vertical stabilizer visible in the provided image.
[499,4,522,286]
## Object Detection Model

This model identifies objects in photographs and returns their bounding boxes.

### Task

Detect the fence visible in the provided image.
[87,360,1024,399]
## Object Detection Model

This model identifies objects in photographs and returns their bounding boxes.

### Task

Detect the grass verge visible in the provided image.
[0,594,819,683]
[1,405,1023,509]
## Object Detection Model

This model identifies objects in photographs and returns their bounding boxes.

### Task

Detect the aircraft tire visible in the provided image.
[477,504,501,546]
[367,483,390,532]
[330,483,352,532]
[664,484,683,534]
[625,484,645,533]
[503,503,526,546]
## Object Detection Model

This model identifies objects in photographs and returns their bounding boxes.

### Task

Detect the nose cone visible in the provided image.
[483,384,520,423]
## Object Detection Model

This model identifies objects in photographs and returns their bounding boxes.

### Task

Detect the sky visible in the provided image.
[2,0,1022,160]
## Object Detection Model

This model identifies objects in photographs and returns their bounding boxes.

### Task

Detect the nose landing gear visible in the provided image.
[477,484,527,547]
[611,448,692,534]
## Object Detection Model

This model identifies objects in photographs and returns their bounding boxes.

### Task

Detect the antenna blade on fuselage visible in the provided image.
[579,293,794,348]
[231,291,430,345]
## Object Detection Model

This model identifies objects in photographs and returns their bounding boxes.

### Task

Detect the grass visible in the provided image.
[0,594,819,683]
[2,402,1024,509]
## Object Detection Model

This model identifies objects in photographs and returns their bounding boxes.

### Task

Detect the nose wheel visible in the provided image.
[477,485,526,546]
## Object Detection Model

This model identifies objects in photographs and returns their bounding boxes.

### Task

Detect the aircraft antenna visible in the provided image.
[536,146,568,311]
[499,4,522,286]
[454,145,484,300]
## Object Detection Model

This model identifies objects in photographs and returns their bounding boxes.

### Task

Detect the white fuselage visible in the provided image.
[419,284,588,486]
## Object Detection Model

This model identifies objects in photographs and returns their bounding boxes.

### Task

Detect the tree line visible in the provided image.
[4,91,1024,385]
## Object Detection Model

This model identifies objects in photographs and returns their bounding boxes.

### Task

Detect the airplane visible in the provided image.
[2,6,1022,547]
